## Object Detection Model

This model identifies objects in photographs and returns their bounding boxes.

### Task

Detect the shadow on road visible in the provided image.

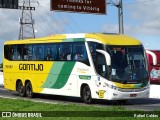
[10,91,160,106]
[1,86,160,107]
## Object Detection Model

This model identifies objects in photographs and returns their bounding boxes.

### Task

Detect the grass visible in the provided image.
[0,98,159,120]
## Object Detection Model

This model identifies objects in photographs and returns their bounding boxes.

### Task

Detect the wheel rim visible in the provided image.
[83,87,91,103]
[84,90,90,100]
[18,82,24,96]
[26,84,32,97]
[19,86,23,95]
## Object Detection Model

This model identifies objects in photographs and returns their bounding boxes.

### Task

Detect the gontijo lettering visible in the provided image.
[19,64,43,71]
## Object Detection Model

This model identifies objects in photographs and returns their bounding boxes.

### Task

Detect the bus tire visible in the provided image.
[82,85,92,104]
[17,81,26,97]
[25,81,34,98]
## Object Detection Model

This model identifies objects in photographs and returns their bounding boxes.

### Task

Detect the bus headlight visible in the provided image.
[105,82,150,92]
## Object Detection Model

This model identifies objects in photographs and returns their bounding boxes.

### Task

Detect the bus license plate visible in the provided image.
[130,94,137,97]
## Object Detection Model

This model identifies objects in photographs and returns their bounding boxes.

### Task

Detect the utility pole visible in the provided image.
[108,0,124,34]
[118,0,124,34]
[19,0,35,40]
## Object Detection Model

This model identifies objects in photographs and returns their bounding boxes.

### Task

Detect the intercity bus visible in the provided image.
[146,50,160,84]
[3,33,150,104]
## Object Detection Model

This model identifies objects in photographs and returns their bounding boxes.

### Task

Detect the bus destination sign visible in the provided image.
[51,0,106,14]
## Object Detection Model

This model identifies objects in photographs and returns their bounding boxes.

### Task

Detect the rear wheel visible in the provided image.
[82,85,92,104]
[17,81,25,97]
[25,81,34,98]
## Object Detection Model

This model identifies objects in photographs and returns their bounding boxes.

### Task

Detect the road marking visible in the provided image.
[0,95,59,105]
[0,95,18,100]
[31,100,58,104]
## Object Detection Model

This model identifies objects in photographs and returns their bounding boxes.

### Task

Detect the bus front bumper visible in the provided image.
[106,88,150,100]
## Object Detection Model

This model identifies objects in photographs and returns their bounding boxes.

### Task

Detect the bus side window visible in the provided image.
[58,43,72,61]
[73,42,89,65]
[96,52,107,78]
[45,47,52,60]
[4,45,24,61]
[88,42,104,65]
[12,45,18,60]
[17,45,23,60]
[45,44,57,61]
[4,45,14,60]
[32,44,45,60]
[23,45,32,60]
[58,44,65,60]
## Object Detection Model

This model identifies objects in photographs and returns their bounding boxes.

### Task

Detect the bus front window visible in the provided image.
[107,46,148,83]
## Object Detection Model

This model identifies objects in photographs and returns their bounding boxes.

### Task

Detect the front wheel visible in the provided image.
[25,81,34,98]
[82,85,92,104]
[17,81,26,97]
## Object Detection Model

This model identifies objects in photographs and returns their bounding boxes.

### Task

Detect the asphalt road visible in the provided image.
[0,86,160,111]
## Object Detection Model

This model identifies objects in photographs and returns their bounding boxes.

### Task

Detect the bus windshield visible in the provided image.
[106,46,148,83]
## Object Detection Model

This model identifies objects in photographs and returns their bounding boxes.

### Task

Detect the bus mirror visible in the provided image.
[96,49,111,66]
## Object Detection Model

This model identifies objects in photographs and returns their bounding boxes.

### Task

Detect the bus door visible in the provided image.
[88,42,110,98]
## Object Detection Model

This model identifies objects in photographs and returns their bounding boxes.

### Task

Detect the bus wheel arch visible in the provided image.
[25,80,34,98]
[16,79,26,97]
[80,84,92,104]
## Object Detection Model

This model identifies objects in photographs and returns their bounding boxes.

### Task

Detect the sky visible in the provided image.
[0,0,160,63]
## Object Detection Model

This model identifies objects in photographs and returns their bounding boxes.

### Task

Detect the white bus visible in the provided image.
[3,33,150,104]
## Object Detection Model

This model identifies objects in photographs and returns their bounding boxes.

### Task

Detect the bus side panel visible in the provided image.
[4,60,24,91]
[4,60,53,93]
[41,62,96,98]
[4,72,17,91]
[40,61,78,96]
[40,75,78,96]
[76,62,96,97]
[26,61,55,93]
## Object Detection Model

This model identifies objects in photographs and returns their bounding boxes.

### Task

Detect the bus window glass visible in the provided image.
[45,44,57,60]
[73,42,89,65]
[23,45,32,60]
[17,45,23,60]
[96,52,107,78]
[106,45,148,83]
[58,43,72,61]
[4,45,14,60]
[88,42,104,65]
[12,45,18,60]
[32,44,45,60]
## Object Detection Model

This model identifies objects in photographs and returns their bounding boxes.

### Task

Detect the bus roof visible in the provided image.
[86,33,142,45]
[4,33,142,46]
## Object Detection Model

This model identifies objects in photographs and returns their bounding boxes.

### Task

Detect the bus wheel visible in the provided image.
[82,85,92,104]
[17,81,26,97]
[25,81,34,98]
